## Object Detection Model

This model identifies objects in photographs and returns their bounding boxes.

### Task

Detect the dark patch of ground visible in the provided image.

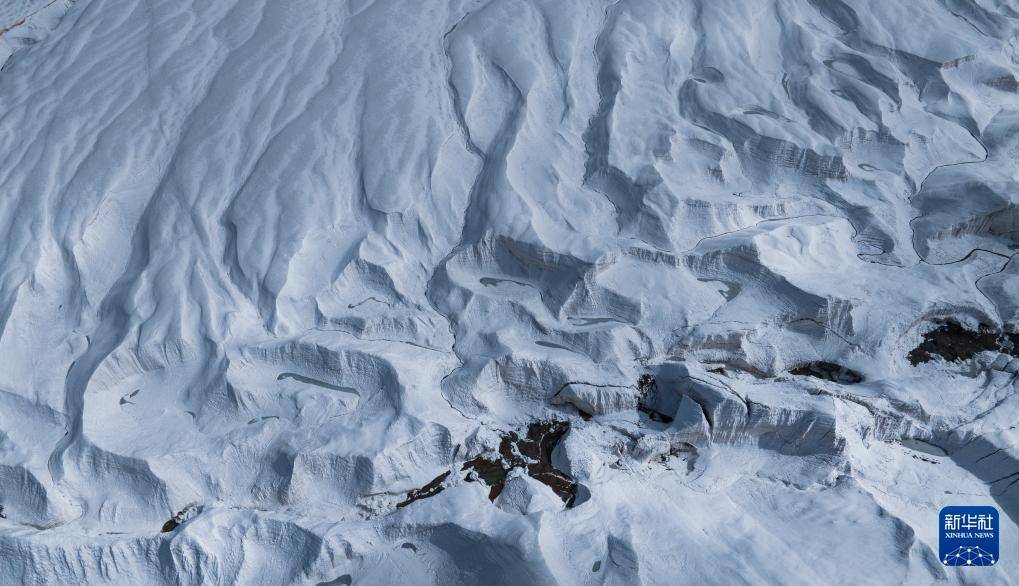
[908,320,1018,365]
[789,361,864,384]
[462,420,577,506]
[636,374,674,423]
[655,442,698,473]
[396,471,451,508]
[637,374,657,395]
[461,455,507,500]
[161,505,196,533]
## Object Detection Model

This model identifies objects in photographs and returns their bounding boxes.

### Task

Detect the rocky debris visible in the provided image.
[630,434,698,471]
[462,421,577,507]
[788,361,864,384]
[0,505,5,519]
[396,471,451,509]
[635,374,675,423]
[908,320,1019,365]
[654,443,698,473]
[160,504,199,533]
[637,374,657,396]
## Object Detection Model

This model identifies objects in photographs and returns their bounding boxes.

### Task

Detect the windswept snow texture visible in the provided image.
[1,0,1018,583]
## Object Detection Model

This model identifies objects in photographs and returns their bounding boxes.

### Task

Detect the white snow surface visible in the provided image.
[0,0,1018,583]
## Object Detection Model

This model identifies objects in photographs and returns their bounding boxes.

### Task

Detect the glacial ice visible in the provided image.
[0,0,1018,583]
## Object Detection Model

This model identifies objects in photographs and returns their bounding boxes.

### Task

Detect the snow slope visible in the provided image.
[0,0,1018,583]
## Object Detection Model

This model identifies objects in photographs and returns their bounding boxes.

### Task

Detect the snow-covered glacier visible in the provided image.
[0,0,1018,583]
